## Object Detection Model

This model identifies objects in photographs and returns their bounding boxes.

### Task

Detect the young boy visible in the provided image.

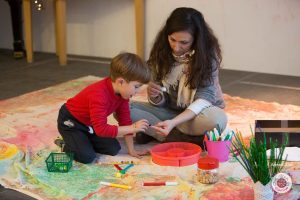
[57,52,151,164]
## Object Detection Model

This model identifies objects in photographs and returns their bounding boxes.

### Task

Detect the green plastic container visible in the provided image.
[45,152,73,173]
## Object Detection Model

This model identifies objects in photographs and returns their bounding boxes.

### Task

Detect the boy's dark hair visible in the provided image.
[110,52,151,84]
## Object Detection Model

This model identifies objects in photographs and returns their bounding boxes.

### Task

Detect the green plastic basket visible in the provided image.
[45,152,73,173]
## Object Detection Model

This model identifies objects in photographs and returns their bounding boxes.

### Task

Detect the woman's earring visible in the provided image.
[188,50,195,57]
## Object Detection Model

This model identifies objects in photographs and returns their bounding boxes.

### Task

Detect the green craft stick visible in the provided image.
[224,133,231,141]
[120,163,134,174]
[212,131,216,141]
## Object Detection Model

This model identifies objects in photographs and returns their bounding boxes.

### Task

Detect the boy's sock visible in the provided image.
[135,132,156,144]
[54,137,65,151]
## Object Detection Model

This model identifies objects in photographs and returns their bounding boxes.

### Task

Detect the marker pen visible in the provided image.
[143,181,178,186]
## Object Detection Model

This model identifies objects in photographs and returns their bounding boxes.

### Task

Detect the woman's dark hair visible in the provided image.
[147,7,222,88]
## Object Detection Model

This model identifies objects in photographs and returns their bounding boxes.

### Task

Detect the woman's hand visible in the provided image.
[132,119,149,133]
[128,149,149,159]
[151,109,196,137]
[147,82,162,98]
[151,120,176,137]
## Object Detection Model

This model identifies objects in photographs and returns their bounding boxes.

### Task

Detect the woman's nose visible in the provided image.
[172,43,180,52]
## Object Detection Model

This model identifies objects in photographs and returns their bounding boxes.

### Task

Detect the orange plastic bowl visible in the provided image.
[150,142,202,166]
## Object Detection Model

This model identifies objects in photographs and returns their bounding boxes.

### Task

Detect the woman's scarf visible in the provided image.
[162,50,196,108]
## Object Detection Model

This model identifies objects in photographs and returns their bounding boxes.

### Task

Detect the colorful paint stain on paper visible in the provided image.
[0,142,19,160]
[1,76,300,200]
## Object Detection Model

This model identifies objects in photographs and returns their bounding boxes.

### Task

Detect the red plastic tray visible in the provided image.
[150,142,202,166]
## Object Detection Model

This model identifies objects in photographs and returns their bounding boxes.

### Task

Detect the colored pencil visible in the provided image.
[120,163,134,174]
[113,164,122,171]
[100,181,132,190]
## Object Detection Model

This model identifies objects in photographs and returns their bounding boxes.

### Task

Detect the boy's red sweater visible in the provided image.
[66,77,132,138]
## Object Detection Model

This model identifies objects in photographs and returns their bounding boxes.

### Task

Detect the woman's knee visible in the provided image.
[178,107,227,135]
[215,109,228,131]
[203,108,227,132]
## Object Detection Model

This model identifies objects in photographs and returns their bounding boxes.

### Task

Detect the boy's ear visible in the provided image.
[115,77,125,85]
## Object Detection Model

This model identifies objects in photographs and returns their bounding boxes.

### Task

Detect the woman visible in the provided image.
[131,7,227,147]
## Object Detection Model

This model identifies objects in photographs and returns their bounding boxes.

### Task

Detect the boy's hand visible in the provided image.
[128,149,149,159]
[133,119,150,133]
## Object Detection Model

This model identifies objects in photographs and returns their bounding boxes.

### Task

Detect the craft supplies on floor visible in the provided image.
[197,156,219,184]
[150,142,202,166]
[142,181,178,186]
[113,164,122,171]
[114,163,134,177]
[205,140,231,162]
[99,181,132,190]
[203,128,233,162]
[205,126,234,142]
[96,154,141,165]
[120,163,134,174]
[45,152,73,173]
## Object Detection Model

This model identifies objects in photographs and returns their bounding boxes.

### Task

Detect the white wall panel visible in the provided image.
[0,0,299,76]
